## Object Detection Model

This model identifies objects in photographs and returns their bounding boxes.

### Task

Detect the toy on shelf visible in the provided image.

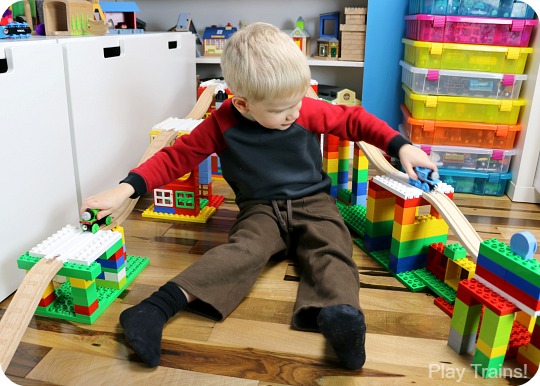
[339,7,367,62]
[203,23,237,56]
[169,12,203,56]
[100,1,143,34]
[0,21,31,39]
[43,0,108,36]
[284,17,310,56]
[315,12,340,60]
[80,208,112,233]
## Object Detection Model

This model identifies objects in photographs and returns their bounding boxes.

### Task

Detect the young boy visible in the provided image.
[82,22,437,370]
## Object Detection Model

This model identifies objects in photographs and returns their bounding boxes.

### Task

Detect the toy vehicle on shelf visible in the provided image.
[410,166,441,192]
[80,208,112,233]
[0,22,31,39]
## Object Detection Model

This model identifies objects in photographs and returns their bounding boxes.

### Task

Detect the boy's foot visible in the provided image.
[317,304,366,370]
[119,282,188,367]
[120,302,166,367]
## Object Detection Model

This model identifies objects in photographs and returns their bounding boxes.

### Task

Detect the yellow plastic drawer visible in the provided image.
[403,85,525,124]
[401,104,521,149]
[402,38,532,74]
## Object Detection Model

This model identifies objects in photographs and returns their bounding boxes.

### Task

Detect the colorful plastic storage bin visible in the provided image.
[402,84,526,123]
[414,143,516,172]
[402,38,533,73]
[400,61,526,99]
[403,84,525,123]
[404,15,537,46]
[401,104,522,149]
[437,168,512,196]
[408,0,535,19]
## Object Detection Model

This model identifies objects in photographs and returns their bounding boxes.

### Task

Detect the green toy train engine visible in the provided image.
[80,208,112,233]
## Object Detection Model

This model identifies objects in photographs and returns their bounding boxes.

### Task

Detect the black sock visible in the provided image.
[119,282,188,367]
[317,304,366,370]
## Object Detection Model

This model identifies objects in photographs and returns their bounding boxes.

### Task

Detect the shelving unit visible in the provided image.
[136,0,367,96]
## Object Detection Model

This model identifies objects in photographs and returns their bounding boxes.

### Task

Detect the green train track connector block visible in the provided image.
[18,252,102,280]
[413,268,456,304]
[396,271,427,292]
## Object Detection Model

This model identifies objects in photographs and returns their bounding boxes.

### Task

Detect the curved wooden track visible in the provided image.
[0,257,64,372]
[0,85,218,373]
[357,141,482,261]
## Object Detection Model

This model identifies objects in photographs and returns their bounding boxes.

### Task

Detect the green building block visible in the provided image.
[412,268,456,304]
[365,219,394,237]
[337,201,366,237]
[479,238,540,285]
[396,271,427,292]
[472,349,505,378]
[18,253,102,280]
[444,243,467,261]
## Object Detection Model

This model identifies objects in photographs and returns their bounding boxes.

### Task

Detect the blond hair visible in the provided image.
[221,22,311,102]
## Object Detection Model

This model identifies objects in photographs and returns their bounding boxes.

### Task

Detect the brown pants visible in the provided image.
[170,192,360,331]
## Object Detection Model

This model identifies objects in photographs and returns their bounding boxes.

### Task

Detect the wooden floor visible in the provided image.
[2,179,540,386]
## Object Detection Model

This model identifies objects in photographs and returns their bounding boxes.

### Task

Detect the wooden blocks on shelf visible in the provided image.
[340,7,366,62]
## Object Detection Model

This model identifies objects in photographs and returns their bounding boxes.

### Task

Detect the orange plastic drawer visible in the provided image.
[401,104,521,149]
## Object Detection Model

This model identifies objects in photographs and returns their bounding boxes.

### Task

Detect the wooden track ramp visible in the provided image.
[357,141,482,261]
[0,257,64,372]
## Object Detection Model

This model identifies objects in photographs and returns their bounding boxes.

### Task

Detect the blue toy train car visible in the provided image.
[0,22,31,39]
[409,166,440,192]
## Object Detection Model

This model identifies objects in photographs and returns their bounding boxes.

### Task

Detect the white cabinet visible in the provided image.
[0,32,197,301]
[62,32,196,204]
[0,40,79,301]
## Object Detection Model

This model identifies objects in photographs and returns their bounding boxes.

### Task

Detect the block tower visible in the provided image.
[364,175,452,274]
[448,234,539,378]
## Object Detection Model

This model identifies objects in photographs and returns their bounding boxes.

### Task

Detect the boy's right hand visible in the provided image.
[80,183,135,221]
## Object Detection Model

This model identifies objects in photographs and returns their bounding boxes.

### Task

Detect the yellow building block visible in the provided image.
[518,341,540,364]
[476,338,508,358]
[42,281,55,298]
[70,278,95,289]
[366,196,395,222]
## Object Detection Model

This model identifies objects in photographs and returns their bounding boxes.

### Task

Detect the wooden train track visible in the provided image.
[0,257,64,372]
[357,141,482,261]
[0,85,218,373]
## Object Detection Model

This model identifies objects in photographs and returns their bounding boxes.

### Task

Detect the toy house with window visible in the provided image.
[284,17,311,56]
[315,11,340,60]
[202,23,237,56]
[100,1,142,33]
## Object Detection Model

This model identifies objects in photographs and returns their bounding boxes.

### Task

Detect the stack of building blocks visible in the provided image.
[448,235,540,378]
[365,175,451,275]
[322,134,350,198]
[17,225,149,324]
[339,7,367,61]
[351,143,369,206]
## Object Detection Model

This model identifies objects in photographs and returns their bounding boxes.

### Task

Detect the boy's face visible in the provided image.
[233,94,303,130]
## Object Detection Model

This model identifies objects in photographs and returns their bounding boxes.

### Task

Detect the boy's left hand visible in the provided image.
[398,144,438,180]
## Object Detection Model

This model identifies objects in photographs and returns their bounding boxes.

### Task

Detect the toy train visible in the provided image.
[409,166,440,192]
[0,22,31,39]
[80,208,112,233]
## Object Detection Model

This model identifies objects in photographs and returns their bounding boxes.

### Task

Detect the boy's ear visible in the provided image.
[232,96,250,114]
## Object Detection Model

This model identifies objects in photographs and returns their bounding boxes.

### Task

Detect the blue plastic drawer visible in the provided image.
[408,0,535,19]
[437,168,512,195]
